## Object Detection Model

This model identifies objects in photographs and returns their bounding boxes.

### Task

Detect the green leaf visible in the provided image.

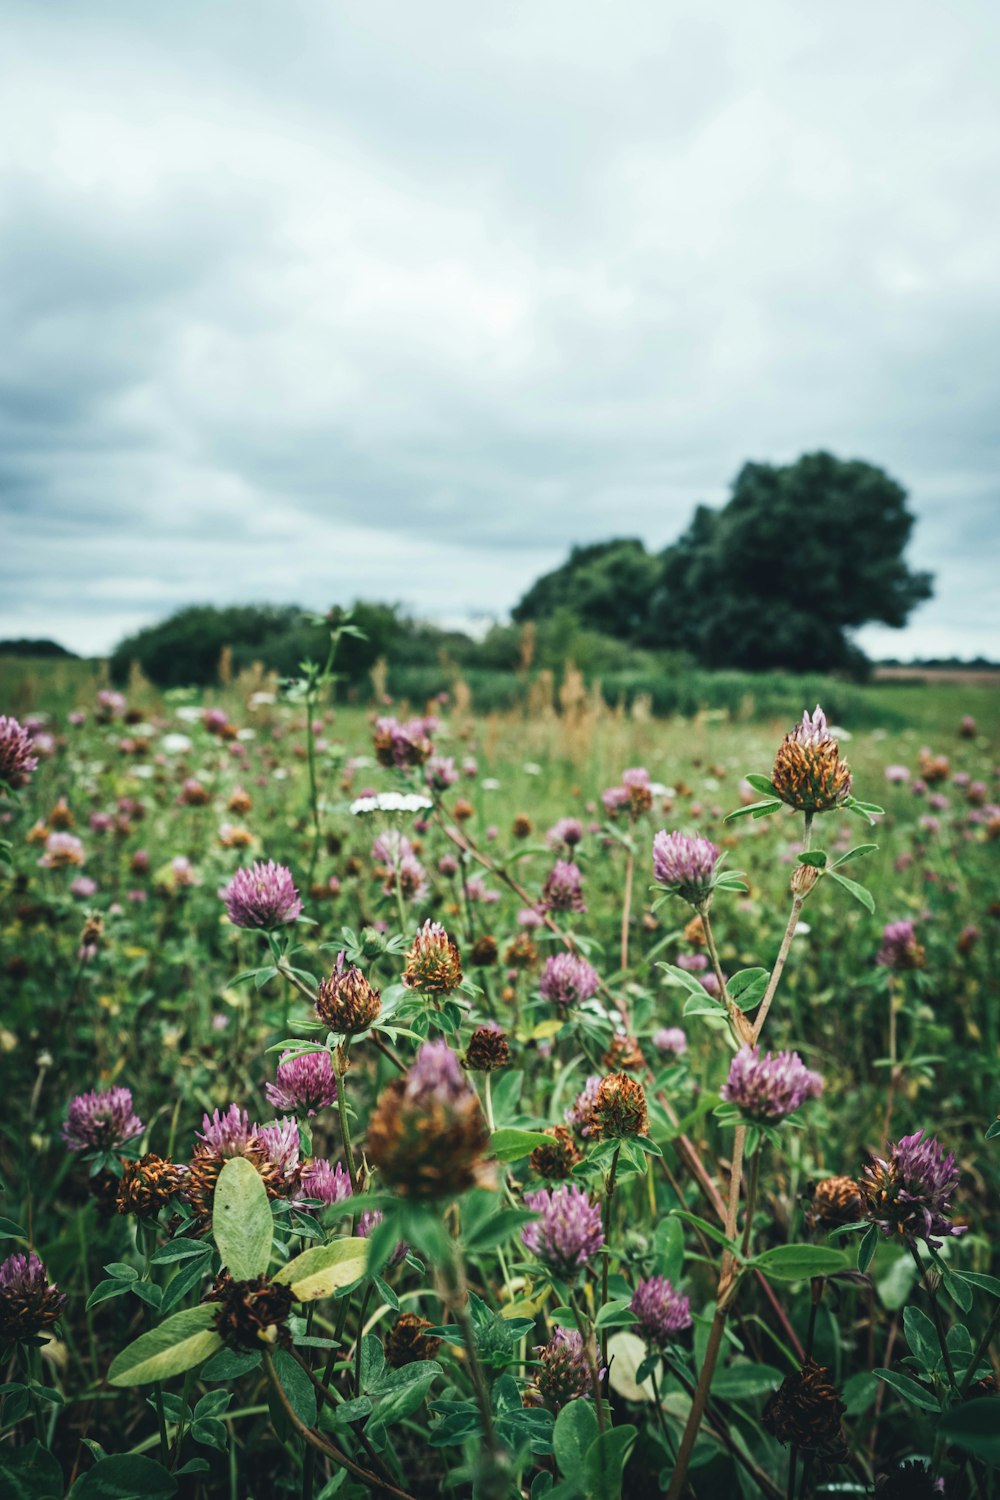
[584,1423,637,1500]
[827,870,875,913]
[108,1305,222,1387]
[69,1456,178,1499]
[86,1279,131,1311]
[857,1224,879,1274]
[832,844,878,867]
[668,1210,740,1257]
[212,1157,274,1280]
[201,1347,262,1380]
[711,1362,782,1399]
[796,850,827,867]
[902,1306,939,1371]
[488,1128,553,1162]
[873,1368,940,1413]
[726,968,770,1009]
[752,1244,849,1281]
[273,1237,369,1301]
[657,963,712,998]
[0,1217,28,1238]
[744,774,781,797]
[938,1398,1000,1463]
[724,799,782,823]
[465,1207,537,1252]
[553,1398,599,1482]
[150,1240,212,1265]
[272,1347,317,1428]
[0,1440,63,1499]
[956,1269,1000,1299]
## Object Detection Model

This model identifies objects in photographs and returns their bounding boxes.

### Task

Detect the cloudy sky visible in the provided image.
[2,1,999,659]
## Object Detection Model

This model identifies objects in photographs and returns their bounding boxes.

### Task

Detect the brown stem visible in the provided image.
[262,1351,418,1500]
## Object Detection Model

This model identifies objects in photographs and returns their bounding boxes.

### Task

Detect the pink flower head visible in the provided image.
[0,716,39,791]
[38,833,85,869]
[565,1076,602,1137]
[722,1046,823,1123]
[630,1275,692,1346]
[652,1027,688,1057]
[425,755,458,790]
[300,1158,353,1207]
[652,830,719,906]
[198,1104,255,1157]
[63,1087,144,1152]
[265,1051,338,1116]
[521,1184,604,1277]
[539,952,600,1011]
[540,860,586,914]
[256,1117,302,1179]
[861,1130,966,1246]
[547,817,584,849]
[222,860,302,929]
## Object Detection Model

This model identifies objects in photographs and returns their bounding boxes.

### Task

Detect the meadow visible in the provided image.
[0,653,997,1499]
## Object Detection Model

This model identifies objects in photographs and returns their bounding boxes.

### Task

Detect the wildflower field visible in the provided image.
[1,652,997,1500]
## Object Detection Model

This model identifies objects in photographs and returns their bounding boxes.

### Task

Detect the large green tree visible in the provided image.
[648,451,933,671]
[512,539,659,642]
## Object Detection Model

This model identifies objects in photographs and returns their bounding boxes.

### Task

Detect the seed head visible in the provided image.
[463,1023,510,1073]
[762,1359,848,1462]
[591,1073,648,1139]
[402,921,463,994]
[384,1312,442,1368]
[807,1175,863,1232]
[530,1126,583,1180]
[366,1041,492,1200]
[0,1252,65,1342]
[208,1273,293,1350]
[771,706,852,814]
[115,1153,186,1218]
[315,953,382,1034]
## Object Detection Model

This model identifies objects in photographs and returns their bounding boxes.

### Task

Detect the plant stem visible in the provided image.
[570,1295,607,1433]
[600,1145,621,1372]
[908,1243,956,1389]
[336,1042,359,1192]
[881,974,899,1144]
[740,1144,763,1259]
[620,845,635,973]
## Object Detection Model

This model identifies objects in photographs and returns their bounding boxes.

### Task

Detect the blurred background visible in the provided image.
[2,1,999,706]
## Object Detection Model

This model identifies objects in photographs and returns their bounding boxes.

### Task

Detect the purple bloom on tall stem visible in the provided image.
[265,1051,338,1116]
[721,1046,823,1123]
[0,1252,66,1342]
[652,830,719,906]
[222,860,302,929]
[521,1184,604,1277]
[876,920,924,971]
[63,1087,144,1152]
[539,952,600,1011]
[0,715,39,791]
[630,1275,692,1347]
[540,860,586,914]
[860,1130,966,1246]
[300,1158,353,1207]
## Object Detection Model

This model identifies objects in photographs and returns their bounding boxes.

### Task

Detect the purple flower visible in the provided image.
[652,830,719,906]
[547,817,584,849]
[630,1275,692,1346]
[357,1208,408,1265]
[0,716,39,791]
[198,1104,255,1157]
[722,1046,823,1123]
[0,1252,66,1342]
[652,1027,688,1057]
[533,1327,598,1411]
[425,755,458,790]
[300,1158,353,1207]
[373,716,433,769]
[521,1184,605,1277]
[884,765,910,784]
[861,1131,966,1246]
[63,1087,144,1152]
[407,1040,469,1107]
[70,875,98,900]
[565,1076,602,1137]
[222,860,302,929]
[539,953,600,1011]
[38,833,86,869]
[540,860,586,914]
[876,921,924,971]
[256,1118,302,1179]
[601,785,630,815]
[265,1051,338,1116]
[676,952,708,973]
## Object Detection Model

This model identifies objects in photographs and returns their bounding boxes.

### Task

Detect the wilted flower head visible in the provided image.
[209,1273,293,1351]
[722,1046,823,1123]
[807,1176,863,1233]
[860,1130,966,1246]
[39,832,85,869]
[772,706,852,814]
[521,1184,604,1277]
[0,717,39,792]
[463,1023,510,1073]
[591,1073,648,1139]
[533,1327,595,1412]
[300,1158,353,1207]
[315,952,382,1034]
[652,1027,688,1057]
[539,952,600,1012]
[373,716,433,769]
[63,1086,144,1152]
[652,830,719,906]
[222,861,302,929]
[630,1276,692,1347]
[530,1125,584,1180]
[540,860,586,914]
[762,1359,848,1462]
[0,1252,66,1342]
[115,1153,185,1218]
[385,1312,442,1368]
[402,920,463,993]
[265,1050,338,1115]
[876,920,924,971]
[366,1040,492,1200]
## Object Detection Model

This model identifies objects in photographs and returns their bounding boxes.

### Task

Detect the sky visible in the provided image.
[2,1,999,660]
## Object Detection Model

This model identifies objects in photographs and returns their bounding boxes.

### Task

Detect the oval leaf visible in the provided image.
[213,1157,274,1281]
[753,1244,849,1281]
[273,1237,369,1301]
[488,1128,553,1162]
[108,1305,222,1388]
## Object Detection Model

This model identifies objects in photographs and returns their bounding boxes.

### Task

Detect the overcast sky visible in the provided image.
[2,1,999,659]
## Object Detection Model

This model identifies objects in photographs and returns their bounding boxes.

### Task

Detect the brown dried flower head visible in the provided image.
[530,1125,583,1180]
[591,1073,649,1139]
[762,1359,848,1462]
[463,1024,510,1073]
[505,933,539,970]
[772,707,852,814]
[184,1143,284,1219]
[207,1272,294,1350]
[602,1033,645,1073]
[402,921,463,994]
[469,934,499,968]
[512,814,532,838]
[367,1041,493,1200]
[806,1176,863,1232]
[116,1153,186,1219]
[315,954,382,1034]
[384,1312,442,1368]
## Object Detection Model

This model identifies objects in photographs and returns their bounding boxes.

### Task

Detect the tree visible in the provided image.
[512,539,659,641]
[648,452,933,672]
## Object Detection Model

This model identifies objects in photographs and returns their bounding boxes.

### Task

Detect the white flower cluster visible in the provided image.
[350,791,434,816]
